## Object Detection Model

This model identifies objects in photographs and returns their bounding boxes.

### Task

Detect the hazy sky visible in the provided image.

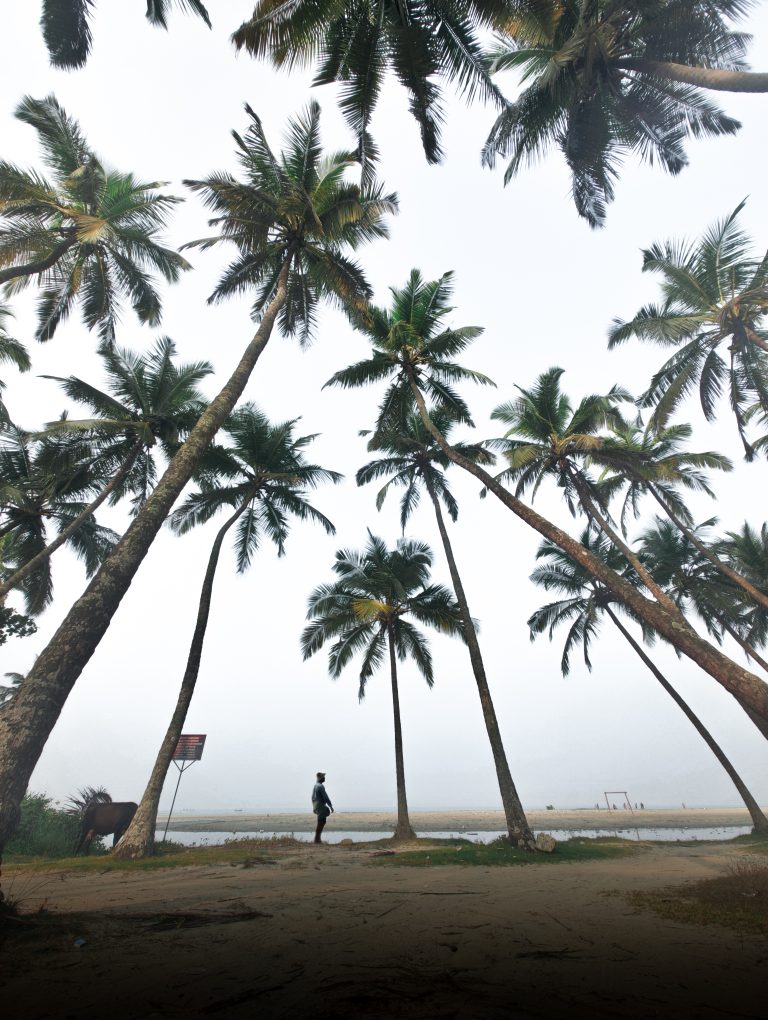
[2,2,768,816]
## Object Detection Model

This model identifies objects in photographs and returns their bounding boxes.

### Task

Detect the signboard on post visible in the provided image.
[162,734,208,842]
[173,734,206,761]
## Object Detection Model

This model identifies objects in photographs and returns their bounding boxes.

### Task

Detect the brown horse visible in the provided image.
[76,801,138,854]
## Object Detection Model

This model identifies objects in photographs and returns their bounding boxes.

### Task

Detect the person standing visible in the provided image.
[312,771,333,844]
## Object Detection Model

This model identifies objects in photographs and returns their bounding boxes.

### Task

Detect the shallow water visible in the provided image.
[157,825,752,847]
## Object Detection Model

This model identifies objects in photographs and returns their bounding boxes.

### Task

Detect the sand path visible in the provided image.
[2,840,766,1018]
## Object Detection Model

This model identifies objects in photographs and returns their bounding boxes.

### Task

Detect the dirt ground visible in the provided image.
[2,840,767,1019]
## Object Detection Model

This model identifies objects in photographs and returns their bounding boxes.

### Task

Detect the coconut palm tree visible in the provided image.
[483,0,765,227]
[598,417,768,612]
[0,94,190,343]
[0,425,118,615]
[357,411,535,847]
[0,100,396,856]
[41,0,211,69]
[489,366,676,609]
[326,268,768,745]
[302,533,465,840]
[116,404,341,858]
[608,202,768,455]
[0,337,212,606]
[232,0,512,182]
[0,305,30,423]
[528,531,768,833]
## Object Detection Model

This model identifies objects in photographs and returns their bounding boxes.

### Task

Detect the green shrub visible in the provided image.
[5,792,105,857]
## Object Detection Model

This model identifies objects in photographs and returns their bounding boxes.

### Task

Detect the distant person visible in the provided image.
[640,802,645,810]
[312,771,334,844]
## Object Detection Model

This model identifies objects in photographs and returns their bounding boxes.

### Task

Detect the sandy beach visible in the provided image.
[2,838,766,1018]
[161,806,759,832]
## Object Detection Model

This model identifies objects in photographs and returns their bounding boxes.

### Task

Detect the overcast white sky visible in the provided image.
[2,2,768,816]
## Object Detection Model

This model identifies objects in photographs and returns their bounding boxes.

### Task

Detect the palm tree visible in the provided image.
[357,410,535,847]
[41,0,211,69]
[0,305,30,422]
[0,672,26,707]
[599,416,768,612]
[326,268,768,744]
[116,404,341,858]
[0,94,190,343]
[528,531,768,833]
[0,336,212,605]
[608,202,768,455]
[489,366,676,609]
[232,0,511,182]
[302,533,465,840]
[0,425,119,615]
[0,100,395,856]
[483,0,765,226]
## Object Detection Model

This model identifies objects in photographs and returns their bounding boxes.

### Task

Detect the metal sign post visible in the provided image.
[162,734,207,842]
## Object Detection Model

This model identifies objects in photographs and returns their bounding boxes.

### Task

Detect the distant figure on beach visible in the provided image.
[640,802,645,810]
[312,771,334,844]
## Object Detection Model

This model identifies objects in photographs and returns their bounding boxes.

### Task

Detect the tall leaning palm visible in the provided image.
[358,410,535,846]
[0,95,190,343]
[302,533,465,841]
[116,404,340,858]
[326,268,768,744]
[41,0,211,69]
[609,202,768,456]
[0,101,396,857]
[0,336,212,605]
[529,531,768,833]
[483,0,764,227]
[233,1,511,182]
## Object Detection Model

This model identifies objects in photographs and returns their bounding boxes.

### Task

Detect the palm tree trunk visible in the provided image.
[425,479,535,849]
[0,261,290,856]
[388,625,416,841]
[0,238,78,285]
[403,367,768,736]
[114,501,249,858]
[648,486,768,612]
[616,59,768,93]
[605,606,768,833]
[0,440,143,603]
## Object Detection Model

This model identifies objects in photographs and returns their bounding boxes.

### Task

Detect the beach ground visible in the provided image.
[2,834,767,1018]
[160,806,758,832]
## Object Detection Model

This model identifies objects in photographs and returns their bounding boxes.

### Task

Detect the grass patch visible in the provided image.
[4,835,307,874]
[630,855,768,936]
[378,836,641,867]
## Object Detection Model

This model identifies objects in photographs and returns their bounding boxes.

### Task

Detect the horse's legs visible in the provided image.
[82,829,95,856]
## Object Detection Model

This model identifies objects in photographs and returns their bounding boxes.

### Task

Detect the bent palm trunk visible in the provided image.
[404,368,768,739]
[426,479,535,849]
[388,626,416,841]
[605,607,768,834]
[0,264,289,855]
[0,238,77,285]
[616,59,768,93]
[114,502,249,858]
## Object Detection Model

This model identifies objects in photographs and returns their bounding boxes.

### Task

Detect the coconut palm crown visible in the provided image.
[0,95,191,343]
[483,0,759,227]
[232,1,514,182]
[184,99,397,346]
[609,202,768,456]
[325,268,494,430]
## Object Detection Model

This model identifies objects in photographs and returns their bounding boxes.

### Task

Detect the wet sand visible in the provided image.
[161,806,759,832]
[2,839,766,1018]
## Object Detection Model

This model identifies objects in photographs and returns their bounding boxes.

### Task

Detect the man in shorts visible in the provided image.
[312,771,333,844]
